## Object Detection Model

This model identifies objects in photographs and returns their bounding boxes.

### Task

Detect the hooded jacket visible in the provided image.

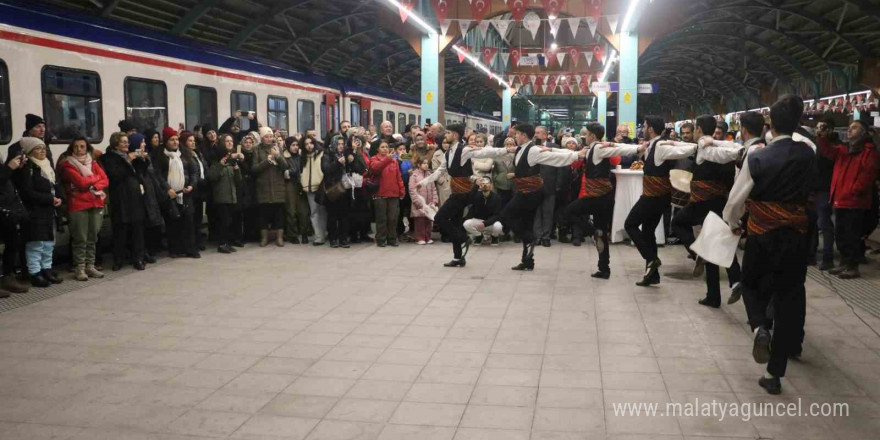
[58,155,109,213]
[817,136,879,210]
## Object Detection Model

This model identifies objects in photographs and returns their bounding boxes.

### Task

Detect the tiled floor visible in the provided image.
[1,240,879,440]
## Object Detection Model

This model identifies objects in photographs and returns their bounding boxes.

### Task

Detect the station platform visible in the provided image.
[0,241,879,440]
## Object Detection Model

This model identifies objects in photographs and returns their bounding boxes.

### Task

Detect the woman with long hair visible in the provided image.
[58,136,109,280]
[321,135,352,248]
[184,130,209,251]
[208,133,244,253]
[238,132,261,242]
[300,136,326,246]
[154,127,200,258]
[346,135,371,243]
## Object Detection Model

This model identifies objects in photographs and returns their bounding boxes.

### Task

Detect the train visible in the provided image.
[0,1,503,159]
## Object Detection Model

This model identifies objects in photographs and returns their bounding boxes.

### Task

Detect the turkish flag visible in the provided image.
[535,75,545,86]
[567,47,580,67]
[510,0,527,22]
[430,0,449,23]
[545,46,558,66]
[457,45,469,63]
[519,74,528,85]
[580,73,591,88]
[470,0,490,23]
[510,47,522,66]
[482,47,498,65]
[592,45,605,64]
[588,0,603,24]
[398,0,415,22]
[548,75,558,90]
[541,0,565,18]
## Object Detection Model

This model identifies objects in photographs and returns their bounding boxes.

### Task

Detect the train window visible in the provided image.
[124,77,167,134]
[231,91,256,129]
[297,99,315,133]
[41,66,102,143]
[409,114,416,127]
[386,111,395,132]
[350,102,360,127]
[320,102,327,138]
[267,95,288,132]
[418,115,422,127]
[184,85,217,132]
[0,60,10,144]
[397,113,406,134]
[372,110,382,132]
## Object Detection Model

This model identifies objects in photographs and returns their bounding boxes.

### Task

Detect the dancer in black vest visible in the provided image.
[502,124,587,270]
[663,115,743,308]
[418,123,510,267]
[600,116,693,286]
[723,95,814,395]
[563,122,615,279]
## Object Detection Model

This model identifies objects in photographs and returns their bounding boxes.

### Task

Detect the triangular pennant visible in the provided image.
[510,0,527,22]
[478,21,491,40]
[398,0,415,23]
[529,75,537,86]
[575,74,582,85]
[541,84,548,93]
[588,0,602,23]
[585,16,598,38]
[519,74,528,85]
[566,18,580,39]
[548,75,558,89]
[523,12,541,39]
[545,45,558,66]
[510,47,522,66]
[556,51,566,66]
[492,18,511,41]
[584,51,593,67]
[440,19,451,36]
[508,75,515,85]
[534,75,544,86]
[548,18,562,38]
[430,0,450,23]
[501,52,510,67]
[469,0,490,23]
[456,45,468,63]
[481,46,498,65]
[458,19,473,37]
[541,0,566,18]
[567,46,579,67]
[606,14,620,33]
[592,45,605,64]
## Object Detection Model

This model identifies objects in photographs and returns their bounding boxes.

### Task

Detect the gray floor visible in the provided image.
[1,240,879,440]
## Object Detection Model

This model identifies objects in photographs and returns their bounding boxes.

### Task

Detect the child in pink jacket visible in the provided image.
[409,158,440,244]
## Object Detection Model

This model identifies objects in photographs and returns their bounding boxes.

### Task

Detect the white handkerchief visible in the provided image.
[691,212,739,268]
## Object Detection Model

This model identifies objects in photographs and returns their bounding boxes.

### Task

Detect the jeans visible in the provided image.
[69,207,104,268]
[463,219,503,237]
[307,192,328,243]
[25,241,54,275]
[809,192,834,264]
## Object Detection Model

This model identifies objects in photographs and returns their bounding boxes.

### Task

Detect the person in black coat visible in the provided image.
[14,137,63,287]
[152,127,200,258]
[182,131,209,251]
[7,114,55,167]
[321,135,352,248]
[0,151,30,295]
[101,133,151,271]
[129,133,168,263]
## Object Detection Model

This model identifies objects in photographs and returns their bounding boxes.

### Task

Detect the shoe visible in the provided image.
[377,242,386,248]
[42,270,62,284]
[427,240,434,244]
[84,264,104,279]
[838,268,860,279]
[1,276,29,293]
[340,240,350,249]
[232,240,245,248]
[199,244,207,251]
[827,265,846,275]
[728,282,743,304]
[758,376,782,395]
[753,327,771,364]
[572,238,582,246]
[591,270,610,279]
[444,259,466,268]
[75,267,88,281]
[30,273,50,288]
[133,261,146,271]
[636,259,662,286]
[276,230,285,247]
[541,238,551,247]
[301,235,309,245]
[474,236,483,245]
[218,245,233,254]
[388,241,399,247]
[461,237,473,258]
[698,296,721,308]
[259,229,269,247]
[289,236,300,244]
[635,273,660,286]
[112,262,123,272]
[187,252,201,259]
[491,237,499,246]
[417,240,426,245]
[313,240,324,246]
[693,256,705,278]
[144,254,157,264]
[666,237,681,245]
[0,288,9,298]
[169,253,183,259]
[229,245,237,252]
[818,260,834,271]
[512,261,535,271]
[330,241,339,249]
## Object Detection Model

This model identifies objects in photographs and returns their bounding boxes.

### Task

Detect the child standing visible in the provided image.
[409,158,439,244]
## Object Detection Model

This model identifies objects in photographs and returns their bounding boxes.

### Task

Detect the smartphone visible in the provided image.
[426,118,432,125]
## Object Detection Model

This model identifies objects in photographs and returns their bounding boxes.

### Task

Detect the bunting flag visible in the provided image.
[519,74,528,85]
[398,0,415,22]
[469,0,490,23]
[545,45,559,66]
[548,18,562,38]
[430,0,450,23]
[500,52,510,67]
[580,73,591,88]
[584,51,594,67]
[606,14,620,33]
[548,75,558,90]
[478,21,491,40]
[534,75,544,86]
[481,46,498,65]
[492,17,511,41]
[510,0,528,22]
[585,16,598,37]
[566,18,581,39]
[592,45,605,64]
[523,12,541,39]
[588,0,603,23]
[556,51,566,66]
[567,46,580,67]
[541,84,548,93]
[456,45,469,63]
[510,47,522,66]
[439,19,451,36]
[541,0,565,18]
[458,19,473,37]
[530,74,537,86]
[508,75,515,85]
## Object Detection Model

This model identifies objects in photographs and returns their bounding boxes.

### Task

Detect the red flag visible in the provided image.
[430,0,449,23]
[545,46,559,66]
[456,45,469,63]
[510,47,522,66]
[592,45,605,64]
[519,74,528,85]
[588,0,603,24]
[548,75,558,89]
[541,0,565,18]
[535,75,545,86]
[580,73,591,88]
[481,46,498,65]
[567,46,580,67]
[398,0,415,22]
[510,0,527,22]
[470,0,490,23]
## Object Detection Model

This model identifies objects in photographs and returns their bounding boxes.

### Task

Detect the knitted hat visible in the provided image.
[162,126,178,141]
[127,133,145,152]
[25,114,45,132]
[562,137,577,148]
[20,137,45,156]
[201,123,215,137]
[118,119,135,132]
[258,127,274,139]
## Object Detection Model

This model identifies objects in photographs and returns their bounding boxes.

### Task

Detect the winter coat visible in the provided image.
[492,150,514,191]
[152,148,200,210]
[472,156,494,181]
[818,137,880,210]
[100,152,146,225]
[208,160,242,205]
[239,149,258,208]
[300,150,324,193]
[191,150,209,200]
[58,156,108,213]
[408,168,439,218]
[465,190,502,226]
[369,155,405,198]
[0,164,27,226]
[14,161,59,241]
[252,143,289,204]
[321,148,346,187]
[131,157,167,228]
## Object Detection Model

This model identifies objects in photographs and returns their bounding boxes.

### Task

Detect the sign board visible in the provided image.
[607,111,615,116]
[426,91,434,103]
[623,92,632,104]
[637,83,658,94]
[519,55,540,66]
[492,111,501,117]
[591,82,610,92]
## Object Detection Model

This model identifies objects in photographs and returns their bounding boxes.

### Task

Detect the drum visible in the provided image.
[670,170,693,208]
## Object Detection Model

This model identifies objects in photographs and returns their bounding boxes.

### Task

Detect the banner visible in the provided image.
[500,52,510,67]
[556,52,566,66]
[458,19,473,38]
[567,46,580,67]
[510,0,527,22]
[567,18,581,39]
[523,12,541,39]
[548,18,562,38]
[481,46,498,65]
[585,16,598,37]
[439,19,452,36]
[529,74,537,86]
[431,0,450,23]
[588,0,603,23]
[469,0,490,23]
[592,45,605,64]
[584,51,594,67]
[541,0,566,18]
[606,14,619,33]
[478,21,491,40]
[520,54,540,66]
[510,47,522,66]
[492,18,511,40]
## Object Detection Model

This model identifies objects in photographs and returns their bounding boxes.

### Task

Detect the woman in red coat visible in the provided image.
[369,141,405,247]
[59,136,109,281]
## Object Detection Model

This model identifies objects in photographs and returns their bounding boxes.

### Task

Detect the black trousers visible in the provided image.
[259,203,285,230]
[624,195,670,263]
[243,206,261,241]
[564,195,613,273]
[325,197,351,242]
[741,227,808,377]
[166,207,196,255]
[193,197,205,248]
[809,191,834,265]
[502,190,543,262]
[671,198,743,301]
[497,188,513,234]
[435,191,472,259]
[835,208,865,269]
[112,220,144,264]
[1,221,22,275]
[213,203,237,246]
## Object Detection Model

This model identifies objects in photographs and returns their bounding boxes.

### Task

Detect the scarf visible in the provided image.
[194,152,205,179]
[69,153,93,177]
[31,156,56,184]
[163,149,186,192]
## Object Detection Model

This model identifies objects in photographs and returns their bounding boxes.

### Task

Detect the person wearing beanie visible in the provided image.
[0,148,30,295]
[252,126,290,247]
[118,119,136,135]
[7,114,54,167]
[153,128,200,259]
[58,136,109,281]
[13,137,63,287]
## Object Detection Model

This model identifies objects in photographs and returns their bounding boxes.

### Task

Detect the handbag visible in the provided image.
[324,181,346,202]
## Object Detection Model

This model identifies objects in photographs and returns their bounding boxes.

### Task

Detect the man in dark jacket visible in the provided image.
[7,114,55,166]
[463,177,503,245]
[533,126,559,247]
[809,121,837,270]
[0,152,29,295]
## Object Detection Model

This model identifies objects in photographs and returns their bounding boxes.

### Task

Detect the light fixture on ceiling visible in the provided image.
[383,0,438,35]
[620,0,642,34]
[550,42,558,50]
[453,45,512,89]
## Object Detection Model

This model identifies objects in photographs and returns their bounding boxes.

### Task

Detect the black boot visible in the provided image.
[698,296,721,308]
[41,269,63,284]
[591,270,610,279]
[512,261,535,271]
[30,272,50,288]
[636,260,661,287]
[443,258,466,268]
[758,376,781,395]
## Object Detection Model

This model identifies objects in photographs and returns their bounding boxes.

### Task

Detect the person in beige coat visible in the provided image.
[299,136,327,245]
[431,140,452,205]
[469,133,494,181]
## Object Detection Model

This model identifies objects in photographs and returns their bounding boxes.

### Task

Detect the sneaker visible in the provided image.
[427,240,434,244]
[218,245,233,254]
[417,240,426,245]
[728,282,743,304]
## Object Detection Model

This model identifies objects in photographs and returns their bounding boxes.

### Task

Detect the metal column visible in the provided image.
[502,87,512,128]
[617,30,638,135]
[421,33,440,124]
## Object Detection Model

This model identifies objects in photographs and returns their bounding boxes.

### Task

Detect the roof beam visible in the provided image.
[700,18,832,71]
[228,0,316,49]
[171,0,224,35]
[100,0,121,17]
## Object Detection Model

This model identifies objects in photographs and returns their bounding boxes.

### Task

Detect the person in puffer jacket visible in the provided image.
[370,140,405,247]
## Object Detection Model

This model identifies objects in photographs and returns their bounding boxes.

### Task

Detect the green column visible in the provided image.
[617,30,638,136]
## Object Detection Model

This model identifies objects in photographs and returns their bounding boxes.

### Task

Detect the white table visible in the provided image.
[610,169,665,244]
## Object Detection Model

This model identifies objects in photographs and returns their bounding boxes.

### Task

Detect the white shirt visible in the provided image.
[421,142,510,186]
[514,142,579,168]
[602,137,693,166]
[722,135,792,229]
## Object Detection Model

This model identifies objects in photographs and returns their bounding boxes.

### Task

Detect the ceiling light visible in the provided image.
[620,0,642,33]
[383,0,437,35]
[550,42,558,50]
[548,14,557,20]
[453,46,512,89]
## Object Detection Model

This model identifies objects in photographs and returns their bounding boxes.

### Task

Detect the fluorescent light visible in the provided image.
[548,14,557,20]
[620,0,642,33]
[559,76,566,81]
[383,0,437,35]
[599,51,618,81]
[453,45,512,89]
[551,42,558,50]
